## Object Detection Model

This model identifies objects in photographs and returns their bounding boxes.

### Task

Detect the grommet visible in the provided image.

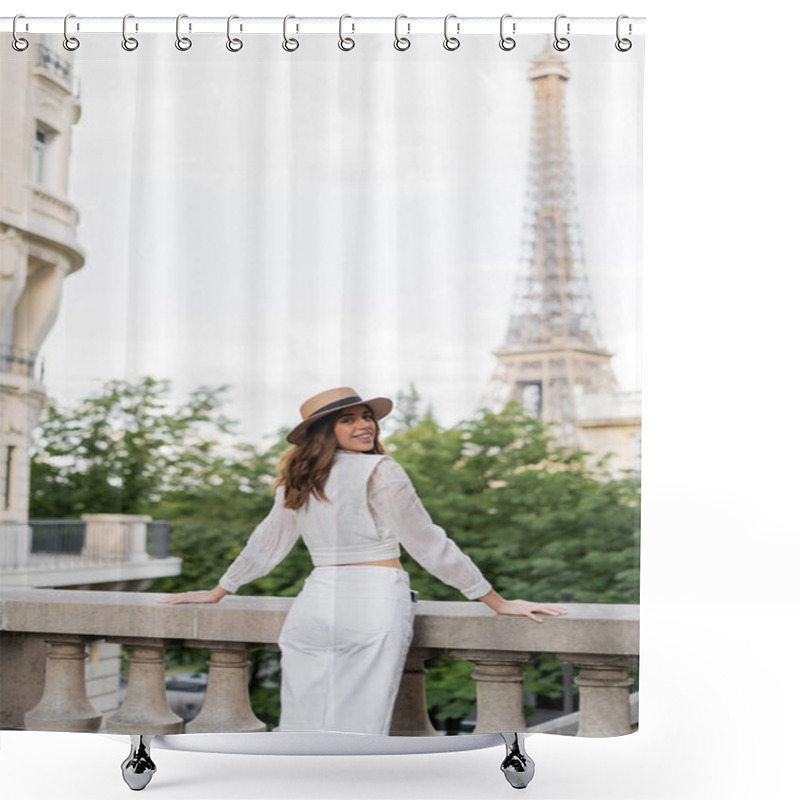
[394,14,411,51]
[282,15,299,52]
[553,14,570,52]
[499,14,516,51]
[615,15,633,52]
[12,15,29,52]
[443,14,460,51]
[63,13,80,51]
[338,14,355,51]
[226,15,243,52]
[176,14,192,51]
[122,14,139,51]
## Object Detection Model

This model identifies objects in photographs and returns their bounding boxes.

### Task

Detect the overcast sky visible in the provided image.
[40,32,643,443]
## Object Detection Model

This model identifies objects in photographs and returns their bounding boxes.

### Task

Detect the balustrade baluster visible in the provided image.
[452,650,530,733]
[105,638,183,733]
[556,653,637,737]
[24,635,102,732]
[390,647,439,735]
[184,641,266,733]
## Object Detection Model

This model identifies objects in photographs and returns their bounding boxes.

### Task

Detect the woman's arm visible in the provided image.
[157,487,299,604]
[369,459,566,619]
[368,458,492,599]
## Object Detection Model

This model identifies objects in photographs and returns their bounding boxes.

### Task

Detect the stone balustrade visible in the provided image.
[0,587,638,737]
[1,517,181,591]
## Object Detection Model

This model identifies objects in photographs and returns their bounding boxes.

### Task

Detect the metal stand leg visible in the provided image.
[121,735,156,791]
[500,732,535,789]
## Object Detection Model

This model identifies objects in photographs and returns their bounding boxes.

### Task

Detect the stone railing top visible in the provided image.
[0,587,639,657]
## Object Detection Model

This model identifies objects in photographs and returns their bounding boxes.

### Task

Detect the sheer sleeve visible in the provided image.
[218,486,300,593]
[368,458,492,600]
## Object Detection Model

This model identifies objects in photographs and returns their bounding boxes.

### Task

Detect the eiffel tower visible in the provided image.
[488,47,640,465]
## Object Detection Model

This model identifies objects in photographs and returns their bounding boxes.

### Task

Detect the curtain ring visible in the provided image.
[175,14,192,51]
[338,14,355,51]
[12,15,29,52]
[122,14,139,51]
[394,14,411,51]
[443,14,460,51]
[553,14,570,51]
[282,15,299,52]
[226,15,243,52]
[499,14,516,51]
[63,13,80,51]
[615,15,632,52]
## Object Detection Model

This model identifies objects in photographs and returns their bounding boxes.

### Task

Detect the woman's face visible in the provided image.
[334,404,377,452]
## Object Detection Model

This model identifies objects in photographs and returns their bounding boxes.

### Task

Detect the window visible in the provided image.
[3,446,15,510]
[32,122,58,187]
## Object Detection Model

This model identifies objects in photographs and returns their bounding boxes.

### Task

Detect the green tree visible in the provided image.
[29,377,238,517]
[385,402,640,606]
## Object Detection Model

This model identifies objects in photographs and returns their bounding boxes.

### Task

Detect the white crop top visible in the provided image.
[218,450,492,600]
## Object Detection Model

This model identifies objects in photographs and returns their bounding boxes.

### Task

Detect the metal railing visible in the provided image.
[146,521,171,559]
[0,344,38,378]
[29,519,85,555]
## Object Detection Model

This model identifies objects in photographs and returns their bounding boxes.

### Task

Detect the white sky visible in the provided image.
[39,30,643,443]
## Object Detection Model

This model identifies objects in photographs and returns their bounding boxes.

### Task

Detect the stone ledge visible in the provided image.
[1,587,638,656]
[0,557,183,588]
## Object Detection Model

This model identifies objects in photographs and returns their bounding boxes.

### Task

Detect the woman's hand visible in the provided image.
[495,599,567,623]
[479,590,567,623]
[157,587,228,605]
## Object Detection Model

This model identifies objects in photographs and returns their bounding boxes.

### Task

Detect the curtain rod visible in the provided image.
[2,16,646,37]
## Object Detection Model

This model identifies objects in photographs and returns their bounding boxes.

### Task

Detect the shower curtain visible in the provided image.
[0,21,643,740]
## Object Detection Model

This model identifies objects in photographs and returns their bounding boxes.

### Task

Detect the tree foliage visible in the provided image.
[30,377,238,517]
[385,402,640,605]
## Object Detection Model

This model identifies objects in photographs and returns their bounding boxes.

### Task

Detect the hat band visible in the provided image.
[307,395,363,420]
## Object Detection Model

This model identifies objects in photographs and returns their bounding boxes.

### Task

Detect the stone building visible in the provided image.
[1,36,84,543]
[1,35,180,718]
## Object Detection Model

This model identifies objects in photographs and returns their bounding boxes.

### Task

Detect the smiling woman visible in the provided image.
[334,405,378,452]
[159,386,565,736]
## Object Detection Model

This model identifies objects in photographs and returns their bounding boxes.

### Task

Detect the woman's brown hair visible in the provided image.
[276,406,386,510]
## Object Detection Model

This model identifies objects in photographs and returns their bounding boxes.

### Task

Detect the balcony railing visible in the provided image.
[0,587,639,738]
[27,518,173,564]
[35,42,73,85]
[1,516,172,570]
[0,344,38,378]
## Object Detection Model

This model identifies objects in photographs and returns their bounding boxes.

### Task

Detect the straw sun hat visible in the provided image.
[286,387,393,445]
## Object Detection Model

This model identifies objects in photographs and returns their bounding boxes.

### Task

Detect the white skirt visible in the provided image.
[277,566,415,735]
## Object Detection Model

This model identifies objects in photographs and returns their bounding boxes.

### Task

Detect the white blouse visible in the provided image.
[218,451,492,600]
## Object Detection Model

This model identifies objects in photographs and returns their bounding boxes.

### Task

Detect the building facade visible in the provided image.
[1,37,84,538]
[1,37,181,717]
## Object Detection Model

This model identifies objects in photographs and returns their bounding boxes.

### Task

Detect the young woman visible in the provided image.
[160,387,566,735]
